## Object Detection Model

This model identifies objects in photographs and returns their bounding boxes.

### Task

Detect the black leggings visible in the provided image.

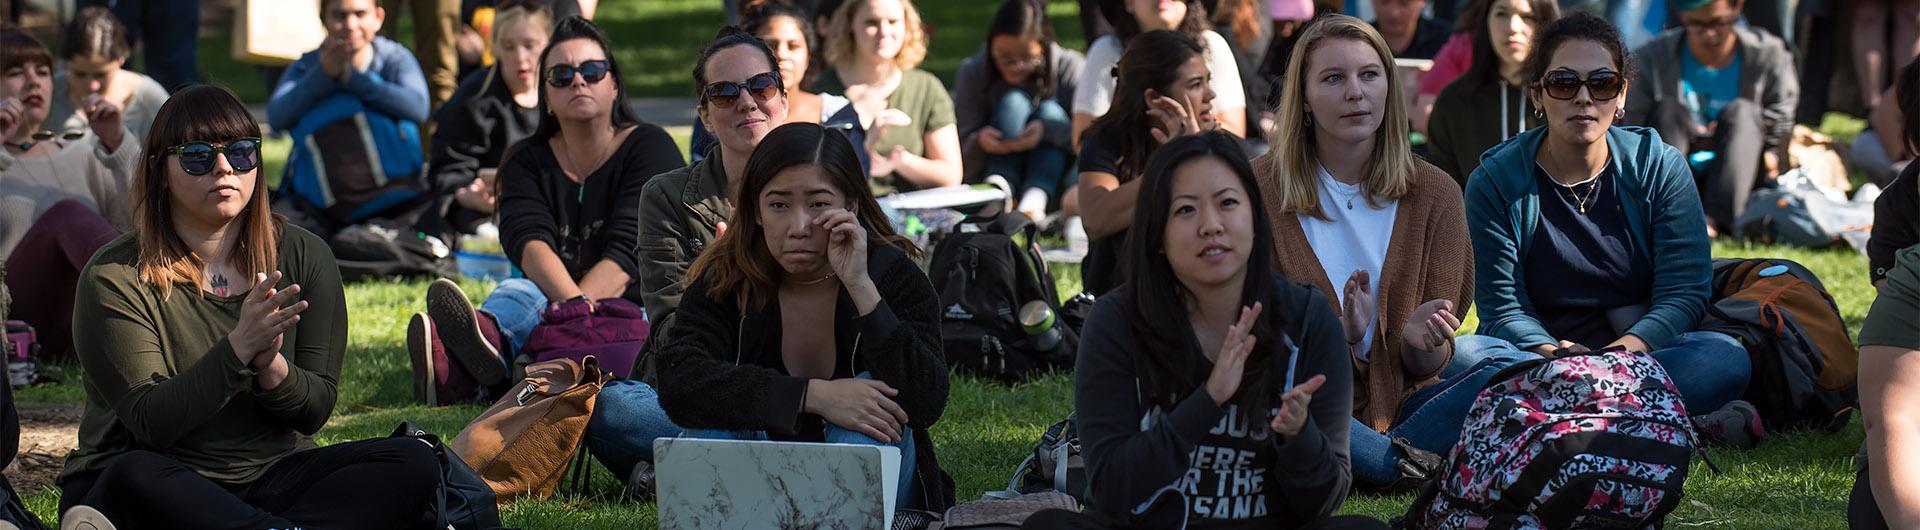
[59,438,440,530]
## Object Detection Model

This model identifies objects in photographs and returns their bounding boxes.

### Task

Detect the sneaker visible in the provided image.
[427,278,508,386]
[60,505,116,530]
[1692,399,1766,450]
[626,460,657,502]
[406,313,437,406]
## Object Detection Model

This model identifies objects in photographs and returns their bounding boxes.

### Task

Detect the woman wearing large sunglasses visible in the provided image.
[584,25,795,494]
[414,16,685,406]
[57,84,442,529]
[0,27,137,363]
[1464,13,1760,446]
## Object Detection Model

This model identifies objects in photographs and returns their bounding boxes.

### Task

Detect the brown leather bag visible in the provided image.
[452,356,610,502]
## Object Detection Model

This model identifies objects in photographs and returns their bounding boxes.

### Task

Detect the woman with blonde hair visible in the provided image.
[1256,15,1523,490]
[813,0,962,195]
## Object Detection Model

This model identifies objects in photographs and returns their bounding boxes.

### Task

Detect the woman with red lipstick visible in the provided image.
[1024,132,1380,529]
[1425,0,1560,184]
[1252,15,1507,492]
[1076,30,1220,296]
[422,0,553,244]
[1465,13,1761,449]
[412,17,684,406]
[655,123,954,511]
[0,28,137,362]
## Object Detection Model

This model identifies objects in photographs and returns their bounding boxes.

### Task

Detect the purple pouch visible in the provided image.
[4,321,34,361]
[522,299,649,377]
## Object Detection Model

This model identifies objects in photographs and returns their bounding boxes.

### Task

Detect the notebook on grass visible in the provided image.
[655,438,902,529]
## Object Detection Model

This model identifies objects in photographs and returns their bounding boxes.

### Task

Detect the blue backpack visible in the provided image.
[281,93,427,226]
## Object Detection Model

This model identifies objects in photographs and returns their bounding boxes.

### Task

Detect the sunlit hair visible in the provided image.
[824,0,929,71]
[131,85,281,291]
[1264,15,1413,219]
[687,123,919,311]
[490,1,554,54]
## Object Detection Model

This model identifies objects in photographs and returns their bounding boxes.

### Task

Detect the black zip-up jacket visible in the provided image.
[655,243,955,510]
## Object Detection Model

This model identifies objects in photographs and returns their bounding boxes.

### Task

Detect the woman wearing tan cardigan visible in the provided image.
[1256,16,1534,491]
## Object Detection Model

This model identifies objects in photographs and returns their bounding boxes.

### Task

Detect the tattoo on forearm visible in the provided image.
[211,274,230,296]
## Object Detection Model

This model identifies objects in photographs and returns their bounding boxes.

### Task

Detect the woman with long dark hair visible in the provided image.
[1025,132,1378,529]
[407,16,683,406]
[1076,29,1220,296]
[58,84,439,529]
[593,123,953,510]
[1072,0,1247,147]
[1425,0,1560,184]
[953,0,1086,219]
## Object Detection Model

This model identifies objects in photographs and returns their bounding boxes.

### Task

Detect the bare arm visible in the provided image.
[520,240,586,301]
[1077,170,1138,240]
[1866,345,1920,528]
[1071,112,1095,153]
[891,125,963,189]
[578,259,633,301]
[1214,107,1247,138]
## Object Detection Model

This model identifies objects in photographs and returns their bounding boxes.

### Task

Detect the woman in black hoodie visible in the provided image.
[1025,133,1380,529]
[651,122,953,510]
[1425,0,1560,185]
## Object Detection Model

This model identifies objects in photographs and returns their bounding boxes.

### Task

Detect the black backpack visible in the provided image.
[330,218,459,282]
[390,422,505,530]
[928,212,1076,383]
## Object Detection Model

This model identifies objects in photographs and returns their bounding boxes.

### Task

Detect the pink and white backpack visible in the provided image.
[1399,347,1706,529]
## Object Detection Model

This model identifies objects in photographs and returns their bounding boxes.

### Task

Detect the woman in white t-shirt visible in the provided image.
[1072,0,1247,150]
[1252,16,1517,492]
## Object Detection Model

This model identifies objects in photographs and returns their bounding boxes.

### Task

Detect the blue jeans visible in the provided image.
[1350,335,1535,487]
[584,374,921,507]
[1653,330,1752,415]
[984,90,1072,199]
[479,278,546,352]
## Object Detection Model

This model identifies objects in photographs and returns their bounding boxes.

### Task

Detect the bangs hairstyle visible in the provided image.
[132,85,281,291]
[688,123,918,311]
[490,1,555,52]
[60,7,132,61]
[984,0,1060,100]
[1123,131,1288,423]
[1264,15,1414,218]
[825,0,929,71]
[0,27,50,72]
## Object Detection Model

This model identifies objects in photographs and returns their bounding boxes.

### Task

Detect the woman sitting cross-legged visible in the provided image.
[1023,132,1383,529]
[586,122,955,510]
[407,16,684,406]
[1465,13,1761,448]
[56,85,438,529]
[1253,15,1528,491]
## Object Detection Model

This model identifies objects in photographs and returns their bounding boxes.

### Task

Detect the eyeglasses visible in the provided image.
[703,72,782,107]
[545,60,610,88]
[166,137,262,176]
[1539,70,1623,101]
[1680,14,1738,30]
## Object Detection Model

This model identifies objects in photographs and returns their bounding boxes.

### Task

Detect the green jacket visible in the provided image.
[62,225,347,486]
[635,152,731,379]
[1465,125,1712,350]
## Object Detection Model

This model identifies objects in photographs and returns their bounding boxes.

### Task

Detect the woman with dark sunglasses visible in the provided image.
[57,84,444,529]
[0,27,137,363]
[1465,13,1760,447]
[583,25,795,494]
[413,16,684,406]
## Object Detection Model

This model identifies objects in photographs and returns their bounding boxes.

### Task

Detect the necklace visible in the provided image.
[791,272,837,286]
[1322,166,1362,210]
[1554,171,1603,214]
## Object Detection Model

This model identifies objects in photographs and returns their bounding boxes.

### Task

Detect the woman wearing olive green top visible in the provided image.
[57,85,438,529]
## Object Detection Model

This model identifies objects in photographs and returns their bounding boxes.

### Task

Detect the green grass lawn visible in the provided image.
[9,240,1874,529]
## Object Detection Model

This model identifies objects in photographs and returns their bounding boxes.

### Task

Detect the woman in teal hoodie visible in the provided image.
[1462,13,1762,447]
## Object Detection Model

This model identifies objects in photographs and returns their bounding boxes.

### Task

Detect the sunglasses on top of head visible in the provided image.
[703,72,782,107]
[166,137,262,176]
[1538,70,1623,101]
[546,60,610,88]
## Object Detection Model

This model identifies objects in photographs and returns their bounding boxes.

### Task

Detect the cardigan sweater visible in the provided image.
[1260,158,1472,432]
[1465,125,1712,351]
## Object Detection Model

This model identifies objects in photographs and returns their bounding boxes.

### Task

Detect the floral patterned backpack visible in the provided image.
[1398,347,1708,529]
